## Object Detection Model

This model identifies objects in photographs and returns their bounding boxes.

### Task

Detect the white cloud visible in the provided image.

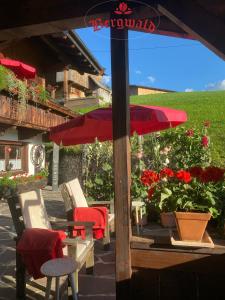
[135,70,142,75]
[147,76,155,83]
[205,79,225,91]
[185,88,194,92]
[102,75,111,85]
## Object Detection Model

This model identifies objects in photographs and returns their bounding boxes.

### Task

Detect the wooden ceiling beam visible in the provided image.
[158,0,225,60]
[17,128,44,140]
[0,0,111,41]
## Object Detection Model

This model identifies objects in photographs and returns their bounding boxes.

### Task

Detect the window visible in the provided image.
[0,143,27,173]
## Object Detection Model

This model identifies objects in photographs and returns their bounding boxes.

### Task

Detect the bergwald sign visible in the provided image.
[85,0,160,37]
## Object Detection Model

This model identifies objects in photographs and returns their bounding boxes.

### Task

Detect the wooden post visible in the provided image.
[52,143,59,191]
[63,67,69,103]
[110,27,132,300]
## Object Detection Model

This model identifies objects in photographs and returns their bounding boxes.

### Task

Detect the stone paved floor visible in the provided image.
[0,188,116,299]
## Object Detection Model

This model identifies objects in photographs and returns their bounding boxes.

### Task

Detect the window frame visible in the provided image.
[0,141,28,175]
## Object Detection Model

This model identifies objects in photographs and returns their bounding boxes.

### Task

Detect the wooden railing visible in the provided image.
[56,69,89,89]
[0,94,72,131]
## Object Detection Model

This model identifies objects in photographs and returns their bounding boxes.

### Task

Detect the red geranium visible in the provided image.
[201,135,209,147]
[160,167,174,178]
[200,166,224,183]
[141,170,159,186]
[148,187,155,199]
[189,166,203,178]
[176,170,192,183]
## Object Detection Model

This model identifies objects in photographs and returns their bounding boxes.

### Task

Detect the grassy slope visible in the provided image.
[131,91,225,166]
[75,91,225,166]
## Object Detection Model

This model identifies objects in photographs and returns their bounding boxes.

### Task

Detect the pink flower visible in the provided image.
[201,135,209,147]
[186,129,194,137]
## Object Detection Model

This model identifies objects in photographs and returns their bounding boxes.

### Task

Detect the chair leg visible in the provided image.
[86,247,94,274]
[73,271,79,294]
[103,223,110,251]
[68,273,78,300]
[16,250,26,299]
[45,277,52,300]
[55,277,60,300]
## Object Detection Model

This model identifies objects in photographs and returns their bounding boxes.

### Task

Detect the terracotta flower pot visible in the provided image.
[160,212,176,228]
[174,212,211,241]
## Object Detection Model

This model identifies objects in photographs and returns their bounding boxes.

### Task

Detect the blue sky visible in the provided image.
[76,28,225,92]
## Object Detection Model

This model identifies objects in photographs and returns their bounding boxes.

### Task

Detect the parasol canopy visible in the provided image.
[50,105,187,146]
[0,58,36,79]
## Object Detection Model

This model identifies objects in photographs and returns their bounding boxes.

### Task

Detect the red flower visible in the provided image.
[203,120,211,128]
[148,187,155,200]
[200,166,224,183]
[141,170,159,186]
[201,135,209,147]
[176,170,192,183]
[186,129,194,137]
[160,168,174,178]
[189,166,203,178]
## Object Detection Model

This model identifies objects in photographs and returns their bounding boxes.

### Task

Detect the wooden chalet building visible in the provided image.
[0,30,111,176]
[2,30,111,109]
[0,88,76,176]
[130,84,175,96]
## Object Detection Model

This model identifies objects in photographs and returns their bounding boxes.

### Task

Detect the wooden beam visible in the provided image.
[0,0,110,41]
[17,128,43,140]
[158,0,225,60]
[0,1,193,41]
[40,36,72,66]
[111,27,131,300]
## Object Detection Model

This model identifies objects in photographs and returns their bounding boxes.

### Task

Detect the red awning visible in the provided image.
[50,105,187,146]
[0,58,36,79]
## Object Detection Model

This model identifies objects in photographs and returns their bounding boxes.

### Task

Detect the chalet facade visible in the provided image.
[2,31,111,108]
[0,91,75,175]
[130,85,175,96]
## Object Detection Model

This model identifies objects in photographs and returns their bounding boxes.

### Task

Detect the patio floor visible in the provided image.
[0,188,116,300]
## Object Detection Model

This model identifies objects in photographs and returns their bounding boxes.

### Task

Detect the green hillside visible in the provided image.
[76,91,225,166]
[131,91,225,166]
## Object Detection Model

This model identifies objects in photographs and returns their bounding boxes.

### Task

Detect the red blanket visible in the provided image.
[17,228,66,279]
[73,207,107,239]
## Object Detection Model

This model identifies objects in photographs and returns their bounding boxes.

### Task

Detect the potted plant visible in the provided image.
[141,166,224,241]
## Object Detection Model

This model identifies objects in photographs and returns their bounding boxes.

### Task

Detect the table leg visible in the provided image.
[69,273,78,300]
[55,277,60,300]
[45,277,52,300]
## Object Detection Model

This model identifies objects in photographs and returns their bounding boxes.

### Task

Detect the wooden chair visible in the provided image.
[61,178,115,250]
[7,188,94,299]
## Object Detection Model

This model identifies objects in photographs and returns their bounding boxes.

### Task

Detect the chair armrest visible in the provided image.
[53,221,94,240]
[88,200,114,213]
[54,221,95,227]
[63,237,80,246]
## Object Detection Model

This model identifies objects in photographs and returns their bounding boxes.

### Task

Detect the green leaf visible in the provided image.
[95,178,103,185]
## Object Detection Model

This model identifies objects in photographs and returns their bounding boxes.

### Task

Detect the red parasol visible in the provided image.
[0,58,36,79]
[50,105,187,146]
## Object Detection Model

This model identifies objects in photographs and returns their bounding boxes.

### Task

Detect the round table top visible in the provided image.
[41,257,77,277]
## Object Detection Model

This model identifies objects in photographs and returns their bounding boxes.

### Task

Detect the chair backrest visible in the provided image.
[19,189,52,230]
[64,178,88,209]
